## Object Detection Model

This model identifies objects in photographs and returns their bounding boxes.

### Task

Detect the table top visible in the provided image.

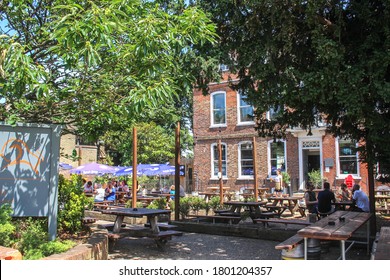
[332,200,354,205]
[101,207,171,217]
[268,196,303,201]
[207,187,230,190]
[224,201,267,207]
[297,211,372,240]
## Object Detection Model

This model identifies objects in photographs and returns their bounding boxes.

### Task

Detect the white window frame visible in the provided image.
[335,138,360,179]
[267,140,287,178]
[210,142,228,179]
[238,141,254,179]
[236,91,255,126]
[210,91,227,128]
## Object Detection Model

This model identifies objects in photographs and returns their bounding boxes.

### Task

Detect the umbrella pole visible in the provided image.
[132,127,138,208]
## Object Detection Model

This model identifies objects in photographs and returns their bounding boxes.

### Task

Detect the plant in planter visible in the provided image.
[281,171,291,188]
[190,196,205,215]
[178,197,191,220]
[308,170,325,189]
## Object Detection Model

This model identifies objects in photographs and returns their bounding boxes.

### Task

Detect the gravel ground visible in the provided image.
[107,229,371,260]
[108,232,281,260]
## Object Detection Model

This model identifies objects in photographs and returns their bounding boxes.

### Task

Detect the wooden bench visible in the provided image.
[372,226,390,260]
[254,218,311,230]
[275,234,304,250]
[82,217,96,224]
[144,223,178,231]
[147,230,184,249]
[275,234,304,260]
[188,215,242,224]
[264,205,287,216]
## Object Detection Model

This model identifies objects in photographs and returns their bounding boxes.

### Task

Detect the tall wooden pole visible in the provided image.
[132,127,137,208]
[174,122,181,221]
[253,137,258,202]
[218,139,224,205]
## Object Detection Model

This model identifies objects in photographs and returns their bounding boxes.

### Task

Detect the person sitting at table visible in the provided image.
[350,184,370,212]
[94,183,105,202]
[317,182,336,216]
[104,182,116,201]
[304,182,318,214]
[118,180,129,193]
[83,181,93,193]
[337,183,351,202]
[169,185,175,199]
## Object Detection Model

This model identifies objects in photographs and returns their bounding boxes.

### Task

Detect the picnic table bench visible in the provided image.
[144,223,178,231]
[254,218,311,230]
[275,234,304,260]
[188,214,242,224]
[372,226,390,260]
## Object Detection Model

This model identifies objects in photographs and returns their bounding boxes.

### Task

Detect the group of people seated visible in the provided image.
[304,181,370,216]
[83,179,129,202]
[83,179,186,204]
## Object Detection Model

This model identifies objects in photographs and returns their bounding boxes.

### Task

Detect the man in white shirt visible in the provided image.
[352,184,370,212]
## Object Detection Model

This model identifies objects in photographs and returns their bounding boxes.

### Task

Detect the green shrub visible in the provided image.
[0,204,16,247]
[189,196,205,214]
[16,218,47,254]
[57,174,93,233]
[147,198,167,209]
[125,200,144,208]
[308,170,323,189]
[40,239,76,256]
[178,197,191,219]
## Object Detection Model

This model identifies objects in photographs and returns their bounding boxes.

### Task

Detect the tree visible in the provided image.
[101,122,175,165]
[197,1,390,230]
[0,0,218,142]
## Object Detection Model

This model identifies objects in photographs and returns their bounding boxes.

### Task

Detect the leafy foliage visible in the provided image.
[197,0,390,171]
[57,174,93,233]
[0,0,218,142]
[0,203,15,247]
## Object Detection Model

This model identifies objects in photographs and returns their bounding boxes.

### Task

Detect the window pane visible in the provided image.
[240,106,253,122]
[213,93,226,124]
[270,142,285,175]
[213,144,227,176]
[339,140,357,174]
[240,143,253,176]
[239,95,253,123]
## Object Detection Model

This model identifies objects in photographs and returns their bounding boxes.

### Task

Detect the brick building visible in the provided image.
[192,72,369,193]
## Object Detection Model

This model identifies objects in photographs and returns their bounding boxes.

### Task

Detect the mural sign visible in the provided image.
[0,123,62,240]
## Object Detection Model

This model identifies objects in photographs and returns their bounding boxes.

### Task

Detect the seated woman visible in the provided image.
[304,182,318,214]
[104,182,116,201]
[94,183,105,202]
[337,183,351,202]
[84,181,93,193]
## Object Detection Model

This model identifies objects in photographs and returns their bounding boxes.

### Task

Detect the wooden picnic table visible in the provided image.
[101,208,181,248]
[266,195,305,217]
[332,200,354,211]
[223,200,268,221]
[199,191,233,202]
[297,210,372,260]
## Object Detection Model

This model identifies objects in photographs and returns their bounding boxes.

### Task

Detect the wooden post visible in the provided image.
[175,122,181,221]
[132,127,137,208]
[253,137,258,202]
[218,139,224,205]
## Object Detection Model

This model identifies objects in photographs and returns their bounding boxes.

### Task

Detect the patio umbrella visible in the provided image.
[59,162,73,170]
[69,162,116,175]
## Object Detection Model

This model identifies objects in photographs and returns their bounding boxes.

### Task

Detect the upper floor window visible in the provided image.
[337,139,359,177]
[266,106,281,121]
[268,141,286,176]
[211,91,226,127]
[237,92,254,125]
[211,142,227,178]
[238,141,254,178]
[219,64,229,72]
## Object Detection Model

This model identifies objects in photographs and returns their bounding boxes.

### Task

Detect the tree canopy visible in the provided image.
[198,0,390,171]
[0,0,218,142]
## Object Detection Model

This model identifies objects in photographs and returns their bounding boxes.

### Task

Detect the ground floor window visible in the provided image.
[269,141,286,176]
[337,139,358,176]
[239,141,254,178]
[211,142,227,178]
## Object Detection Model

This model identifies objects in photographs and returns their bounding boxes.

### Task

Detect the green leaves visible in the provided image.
[0,0,218,142]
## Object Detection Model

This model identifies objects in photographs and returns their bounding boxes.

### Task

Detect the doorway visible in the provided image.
[299,139,322,189]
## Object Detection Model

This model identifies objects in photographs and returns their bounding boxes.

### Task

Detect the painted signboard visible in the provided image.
[0,123,62,240]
